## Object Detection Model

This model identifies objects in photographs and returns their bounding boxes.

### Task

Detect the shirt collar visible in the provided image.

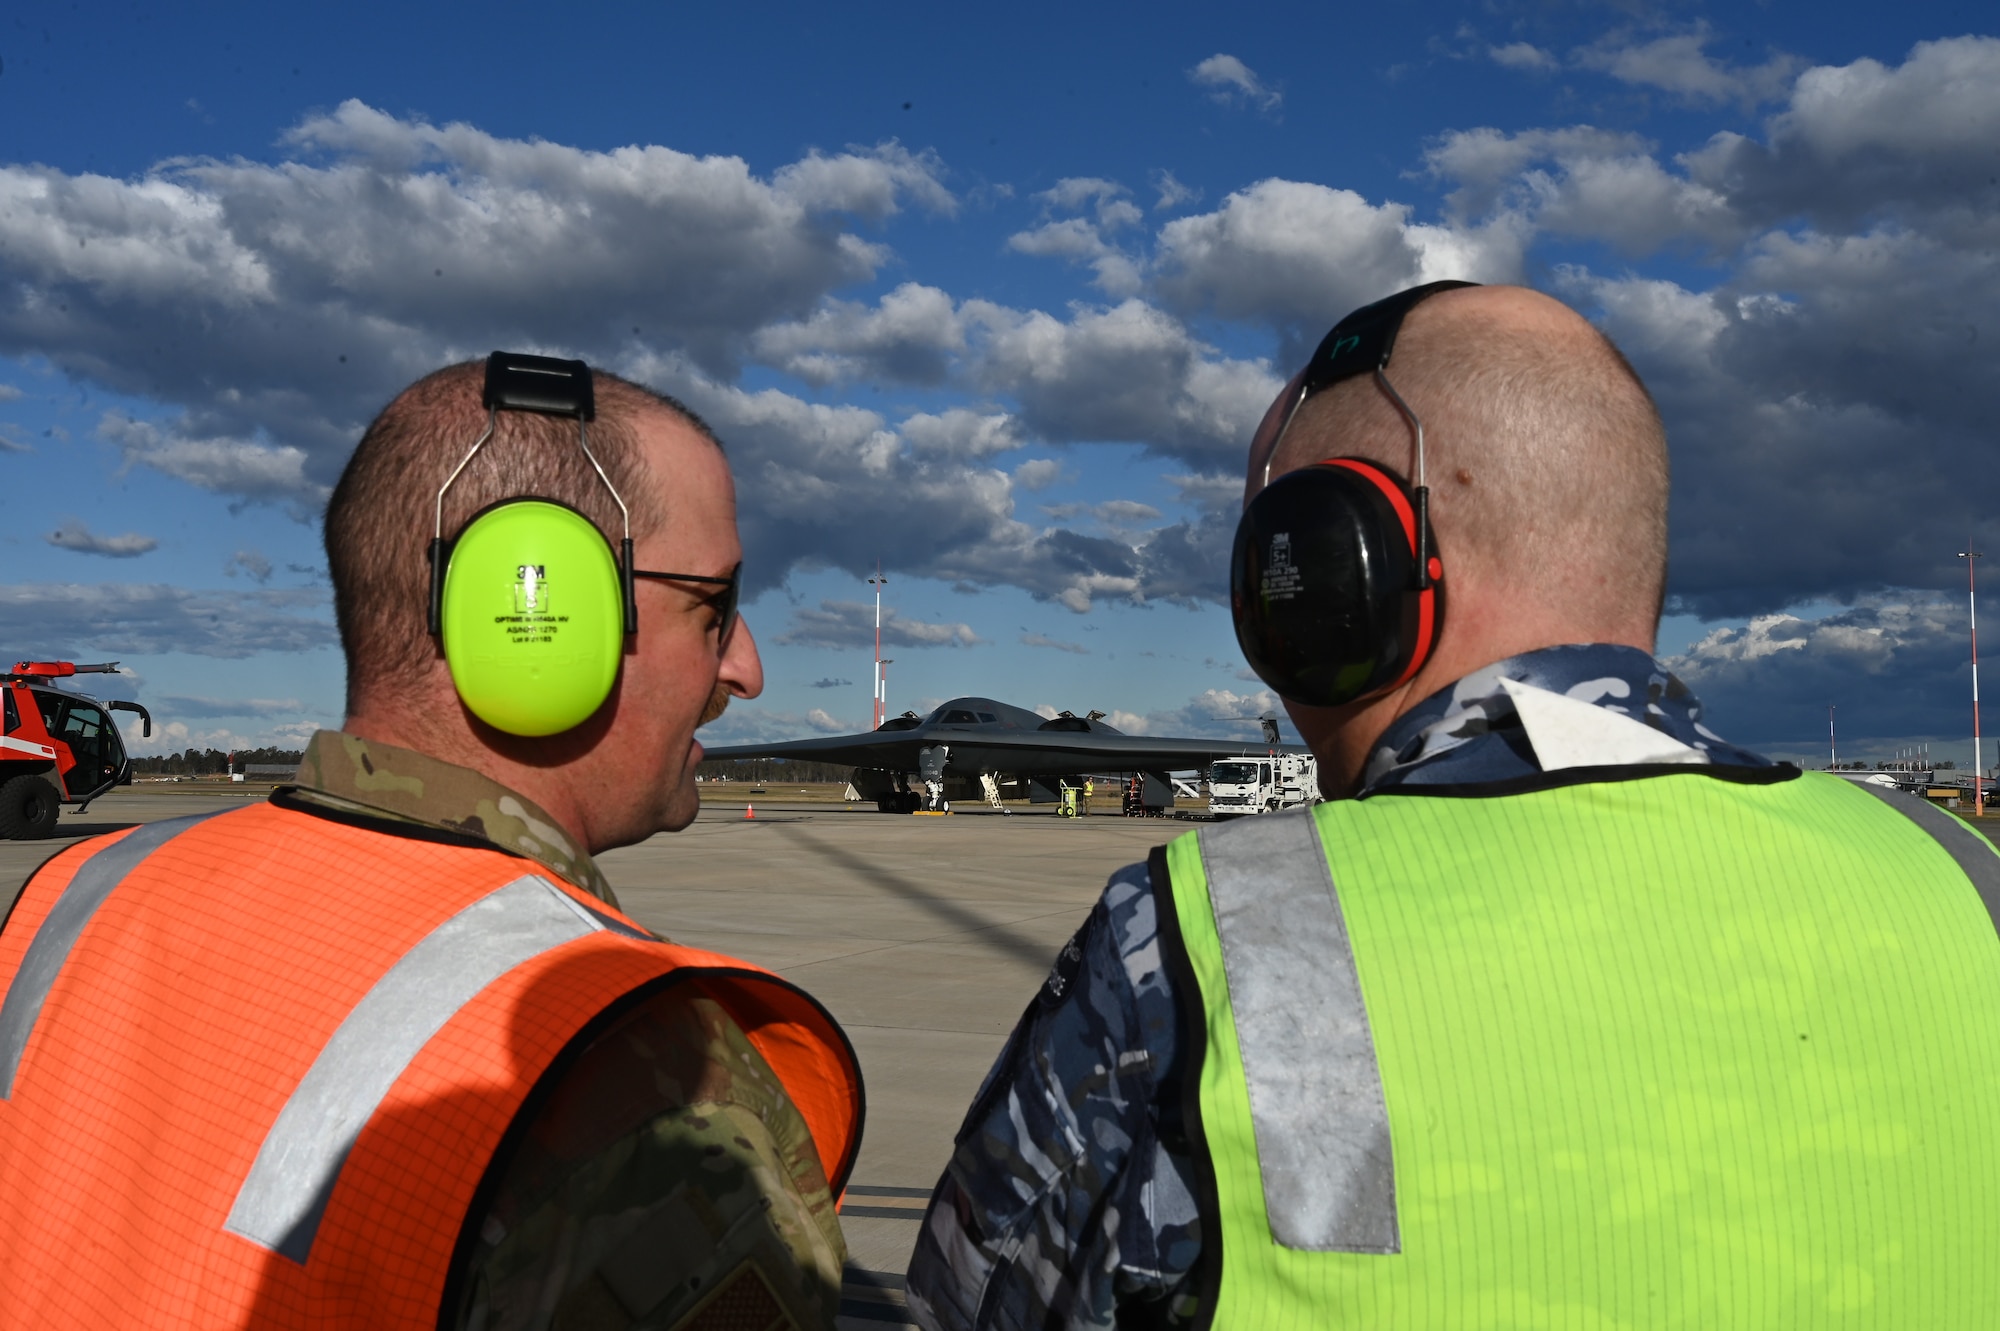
[285,730,618,905]
[1361,643,1779,795]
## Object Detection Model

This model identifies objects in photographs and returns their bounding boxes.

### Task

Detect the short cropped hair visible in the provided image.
[1286,300,1670,632]
[325,361,718,713]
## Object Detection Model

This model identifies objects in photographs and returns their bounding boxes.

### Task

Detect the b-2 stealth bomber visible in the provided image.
[700,695,1303,812]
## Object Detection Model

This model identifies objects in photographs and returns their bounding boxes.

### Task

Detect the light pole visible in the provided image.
[1828,704,1836,771]
[880,659,894,723]
[867,566,888,730]
[1961,548,1984,816]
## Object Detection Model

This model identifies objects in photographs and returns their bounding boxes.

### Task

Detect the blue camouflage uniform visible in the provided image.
[904,643,1779,1331]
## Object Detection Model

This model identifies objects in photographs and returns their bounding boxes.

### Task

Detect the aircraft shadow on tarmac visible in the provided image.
[783,826,1063,970]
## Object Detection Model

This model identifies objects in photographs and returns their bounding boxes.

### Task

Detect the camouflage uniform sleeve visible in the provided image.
[905,861,1202,1331]
[449,987,848,1331]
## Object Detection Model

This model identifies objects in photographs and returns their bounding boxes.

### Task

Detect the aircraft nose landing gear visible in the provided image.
[918,743,950,812]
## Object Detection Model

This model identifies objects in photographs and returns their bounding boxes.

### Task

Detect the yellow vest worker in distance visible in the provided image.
[0,360,862,1329]
[906,285,2000,1328]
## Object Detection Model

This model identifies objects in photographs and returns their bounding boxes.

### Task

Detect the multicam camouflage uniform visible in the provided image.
[904,646,1780,1331]
[289,731,622,907]
[284,731,847,1331]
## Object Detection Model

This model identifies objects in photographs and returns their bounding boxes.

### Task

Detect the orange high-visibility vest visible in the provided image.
[0,802,862,1328]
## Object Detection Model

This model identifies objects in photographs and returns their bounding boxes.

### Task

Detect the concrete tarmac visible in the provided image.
[2,787,1185,1327]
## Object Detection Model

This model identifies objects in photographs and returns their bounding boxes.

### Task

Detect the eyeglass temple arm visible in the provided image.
[633,570,737,585]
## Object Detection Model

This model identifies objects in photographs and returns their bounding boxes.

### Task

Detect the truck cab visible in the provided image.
[1,662,151,839]
[1207,753,1320,818]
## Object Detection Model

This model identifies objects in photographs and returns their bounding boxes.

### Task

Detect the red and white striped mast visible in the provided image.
[868,564,888,730]
[1961,547,1984,815]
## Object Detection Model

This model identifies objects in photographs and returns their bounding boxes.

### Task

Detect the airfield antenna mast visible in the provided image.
[1961,548,1984,816]
[868,565,888,730]
[1828,705,1836,771]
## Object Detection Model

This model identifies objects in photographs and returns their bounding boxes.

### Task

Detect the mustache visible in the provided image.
[699,683,732,727]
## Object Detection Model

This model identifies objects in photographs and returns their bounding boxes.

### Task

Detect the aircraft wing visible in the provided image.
[701,728,1302,772]
[933,728,1300,769]
[699,733,935,768]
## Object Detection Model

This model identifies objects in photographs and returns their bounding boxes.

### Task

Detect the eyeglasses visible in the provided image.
[632,562,741,645]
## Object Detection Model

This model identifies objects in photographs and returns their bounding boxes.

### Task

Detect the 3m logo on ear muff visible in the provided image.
[1262,532,1303,602]
[514,565,549,614]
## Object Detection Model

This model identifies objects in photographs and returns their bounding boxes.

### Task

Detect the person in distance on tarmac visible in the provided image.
[906,283,2000,1328]
[0,360,862,1330]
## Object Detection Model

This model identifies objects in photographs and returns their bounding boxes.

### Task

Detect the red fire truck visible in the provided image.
[1,661,152,840]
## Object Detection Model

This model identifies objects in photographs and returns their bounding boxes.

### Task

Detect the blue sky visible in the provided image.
[2,1,1996,768]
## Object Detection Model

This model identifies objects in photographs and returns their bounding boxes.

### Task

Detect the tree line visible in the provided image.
[130,747,305,775]
[125,750,857,781]
[695,757,856,784]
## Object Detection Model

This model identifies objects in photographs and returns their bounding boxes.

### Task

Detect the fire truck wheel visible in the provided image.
[0,774,61,840]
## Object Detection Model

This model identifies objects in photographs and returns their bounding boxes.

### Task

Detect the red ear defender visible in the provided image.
[1230,280,1474,707]
[1231,459,1444,707]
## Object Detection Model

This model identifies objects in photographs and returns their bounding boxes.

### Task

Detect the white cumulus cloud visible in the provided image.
[1490,42,1559,75]
[778,600,984,650]
[1576,25,1803,109]
[0,101,954,506]
[46,518,158,558]
[1189,54,1282,113]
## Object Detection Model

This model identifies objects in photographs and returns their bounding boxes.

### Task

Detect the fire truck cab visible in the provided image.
[1,661,151,840]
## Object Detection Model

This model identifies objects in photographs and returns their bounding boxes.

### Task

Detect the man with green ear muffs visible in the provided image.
[0,355,862,1331]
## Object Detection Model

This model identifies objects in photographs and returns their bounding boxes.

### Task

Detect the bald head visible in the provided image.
[325,361,720,716]
[1265,285,1669,649]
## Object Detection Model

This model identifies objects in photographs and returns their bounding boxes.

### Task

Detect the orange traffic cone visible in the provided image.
[744,803,755,819]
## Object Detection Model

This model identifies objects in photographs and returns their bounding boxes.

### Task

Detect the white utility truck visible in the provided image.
[1207,752,1319,817]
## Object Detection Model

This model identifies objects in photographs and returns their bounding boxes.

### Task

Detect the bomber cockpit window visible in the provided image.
[976,712,997,723]
[941,709,980,724]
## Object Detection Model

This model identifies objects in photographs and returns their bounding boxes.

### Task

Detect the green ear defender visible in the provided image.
[427,353,641,736]
[438,499,626,735]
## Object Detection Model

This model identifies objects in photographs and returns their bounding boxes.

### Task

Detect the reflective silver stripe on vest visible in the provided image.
[0,811,228,1099]
[1851,782,2000,938]
[227,873,630,1263]
[1196,810,1399,1253]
